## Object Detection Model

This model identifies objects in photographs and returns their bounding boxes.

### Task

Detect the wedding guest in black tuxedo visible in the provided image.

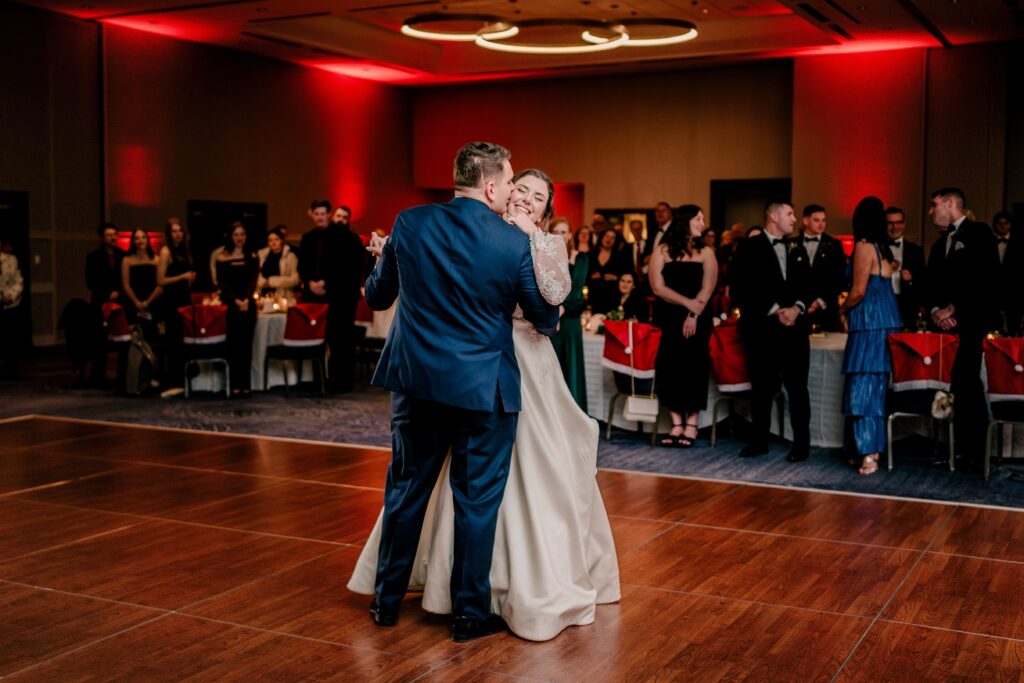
[797,204,847,332]
[885,206,927,329]
[926,187,1000,473]
[731,201,812,462]
[993,211,1023,335]
[623,219,649,290]
[650,205,718,448]
[643,201,676,262]
[85,223,124,385]
[216,222,258,397]
[298,198,366,393]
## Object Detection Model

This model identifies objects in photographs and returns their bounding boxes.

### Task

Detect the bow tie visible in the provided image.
[804,236,819,243]
[768,237,783,247]
[889,239,903,247]
[997,238,1009,244]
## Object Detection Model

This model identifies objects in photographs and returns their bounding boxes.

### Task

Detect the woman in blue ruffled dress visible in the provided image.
[839,197,901,475]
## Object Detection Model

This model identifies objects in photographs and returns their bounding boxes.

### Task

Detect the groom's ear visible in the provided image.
[483,178,496,203]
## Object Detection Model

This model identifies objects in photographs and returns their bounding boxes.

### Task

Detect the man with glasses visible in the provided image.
[885,206,926,329]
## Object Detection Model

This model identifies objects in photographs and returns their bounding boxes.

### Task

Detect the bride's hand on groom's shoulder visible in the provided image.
[366,233,387,258]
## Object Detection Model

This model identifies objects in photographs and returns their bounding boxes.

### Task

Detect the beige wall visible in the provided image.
[104,25,429,237]
[792,49,928,241]
[412,62,794,221]
[925,43,1009,245]
[0,4,101,343]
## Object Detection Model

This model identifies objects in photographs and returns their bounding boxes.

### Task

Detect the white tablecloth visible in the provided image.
[189,313,311,393]
[583,329,848,447]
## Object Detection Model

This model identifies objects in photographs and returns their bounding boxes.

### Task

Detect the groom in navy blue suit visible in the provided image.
[364,142,559,642]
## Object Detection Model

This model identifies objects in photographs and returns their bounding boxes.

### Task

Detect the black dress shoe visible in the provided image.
[739,444,769,458]
[370,600,398,627]
[451,614,507,643]
[786,448,810,463]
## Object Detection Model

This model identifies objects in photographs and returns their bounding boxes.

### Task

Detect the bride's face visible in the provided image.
[510,175,550,225]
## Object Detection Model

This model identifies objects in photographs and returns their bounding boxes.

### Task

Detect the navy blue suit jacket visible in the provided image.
[365,196,559,413]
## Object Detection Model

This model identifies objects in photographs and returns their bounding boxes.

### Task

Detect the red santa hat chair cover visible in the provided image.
[982,337,1024,480]
[601,320,661,443]
[885,332,958,472]
[179,304,228,345]
[283,303,329,347]
[101,302,131,343]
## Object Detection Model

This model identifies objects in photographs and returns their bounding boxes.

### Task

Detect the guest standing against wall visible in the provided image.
[157,218,196,394]
[926,187,999,473]
[839,197,901,476]
[798,204,847,332]
[0,246,24,379]
[85,223,124,385]
[216,222,258,397]
[549,217,588,410]
[121,228,163,333]
[885,206,927,330]
[731,201,812,462]
[649,205,718,448]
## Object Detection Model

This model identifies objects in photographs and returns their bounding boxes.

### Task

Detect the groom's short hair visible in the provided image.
[453,142,510,190]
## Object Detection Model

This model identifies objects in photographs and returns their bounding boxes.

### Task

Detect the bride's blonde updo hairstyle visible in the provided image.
[512,168,555,231]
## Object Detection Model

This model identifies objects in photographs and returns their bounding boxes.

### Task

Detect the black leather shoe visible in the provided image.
[370,600,398,627]
[739,444,769,458]
[786,448,810,463]
[451,614,508,643]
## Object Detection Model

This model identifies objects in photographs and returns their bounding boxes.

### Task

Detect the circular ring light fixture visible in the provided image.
[476,19,628,55]
[582,18,697,47]
[401,13,519,42]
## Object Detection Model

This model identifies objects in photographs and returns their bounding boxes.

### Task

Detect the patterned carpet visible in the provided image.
[2,352,1023,508]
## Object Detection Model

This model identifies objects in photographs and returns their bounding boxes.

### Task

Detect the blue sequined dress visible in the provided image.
[841,244,901,455]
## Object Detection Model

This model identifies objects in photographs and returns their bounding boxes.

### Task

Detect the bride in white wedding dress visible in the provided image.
[348,168,620,642]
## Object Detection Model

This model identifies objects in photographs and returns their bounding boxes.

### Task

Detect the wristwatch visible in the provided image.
[688,310,698,319]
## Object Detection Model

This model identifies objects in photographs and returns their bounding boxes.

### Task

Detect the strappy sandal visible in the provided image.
[678,422,699,448]
[858,455,879,476]
[660,423,685,447]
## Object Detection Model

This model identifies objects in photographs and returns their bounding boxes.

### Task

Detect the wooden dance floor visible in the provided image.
[2,416,1023,681]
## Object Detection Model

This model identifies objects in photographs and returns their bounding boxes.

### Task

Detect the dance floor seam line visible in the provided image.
[618,581,873,623]
[2,611,176,679]
[0,466,137,499]
[875,617,1024,644]
[671,520,934,552]
[829,504,958,681]
[19,413,1024,511]
[1,521,145,564]
[2,496,359,549]
[58,454,388,493]
[19,414,394,452]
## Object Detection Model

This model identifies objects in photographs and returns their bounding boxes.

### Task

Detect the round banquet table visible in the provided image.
[582,329,848,447]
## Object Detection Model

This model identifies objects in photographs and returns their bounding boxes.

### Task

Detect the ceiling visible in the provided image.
[19,0,1024,84]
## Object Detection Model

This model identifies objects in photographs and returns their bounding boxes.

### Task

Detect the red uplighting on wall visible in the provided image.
[116,231,165,253]
[112,144,161,207]
[102,17,191,40]
[308,61,426,84]
[837,234,855,258]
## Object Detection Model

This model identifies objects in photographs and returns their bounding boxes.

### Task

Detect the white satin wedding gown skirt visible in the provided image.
[348,320,621,641]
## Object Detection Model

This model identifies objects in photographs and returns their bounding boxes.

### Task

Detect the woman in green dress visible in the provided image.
[550,217,588,411]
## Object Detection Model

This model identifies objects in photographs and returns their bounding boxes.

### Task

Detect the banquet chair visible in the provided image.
[983,337,1024,480]
[264,303,329,396]
[886,332,958,471]
[178,304,230,398]
[708,318,784,447]
[601,320,661,445]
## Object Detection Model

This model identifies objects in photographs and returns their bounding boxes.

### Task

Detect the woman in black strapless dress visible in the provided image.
[121,228,163,333]
[649,204,719,447]
[157,219,196,391]
[216,222,258,396]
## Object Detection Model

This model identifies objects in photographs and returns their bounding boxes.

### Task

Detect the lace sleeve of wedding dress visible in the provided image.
[530,232,571,306]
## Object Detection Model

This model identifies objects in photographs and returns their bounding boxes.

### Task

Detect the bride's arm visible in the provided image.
[528,232,571,306]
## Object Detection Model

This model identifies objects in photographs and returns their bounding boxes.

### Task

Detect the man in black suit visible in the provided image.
[643,201,675,260]
[926,187,1000,473]
[992,211,1022,335]
[84,222,125,386]
[796,204,846,332]
[299,199,366,393]
[886,206,927,329]
[731,200,813,462]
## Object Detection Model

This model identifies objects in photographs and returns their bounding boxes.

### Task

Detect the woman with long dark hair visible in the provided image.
[588,228,625,314]
[121,228,162,329]
[649,204,718,447]
[157,218,196,393]
[839,196,901,475]
[216,221,258,396]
